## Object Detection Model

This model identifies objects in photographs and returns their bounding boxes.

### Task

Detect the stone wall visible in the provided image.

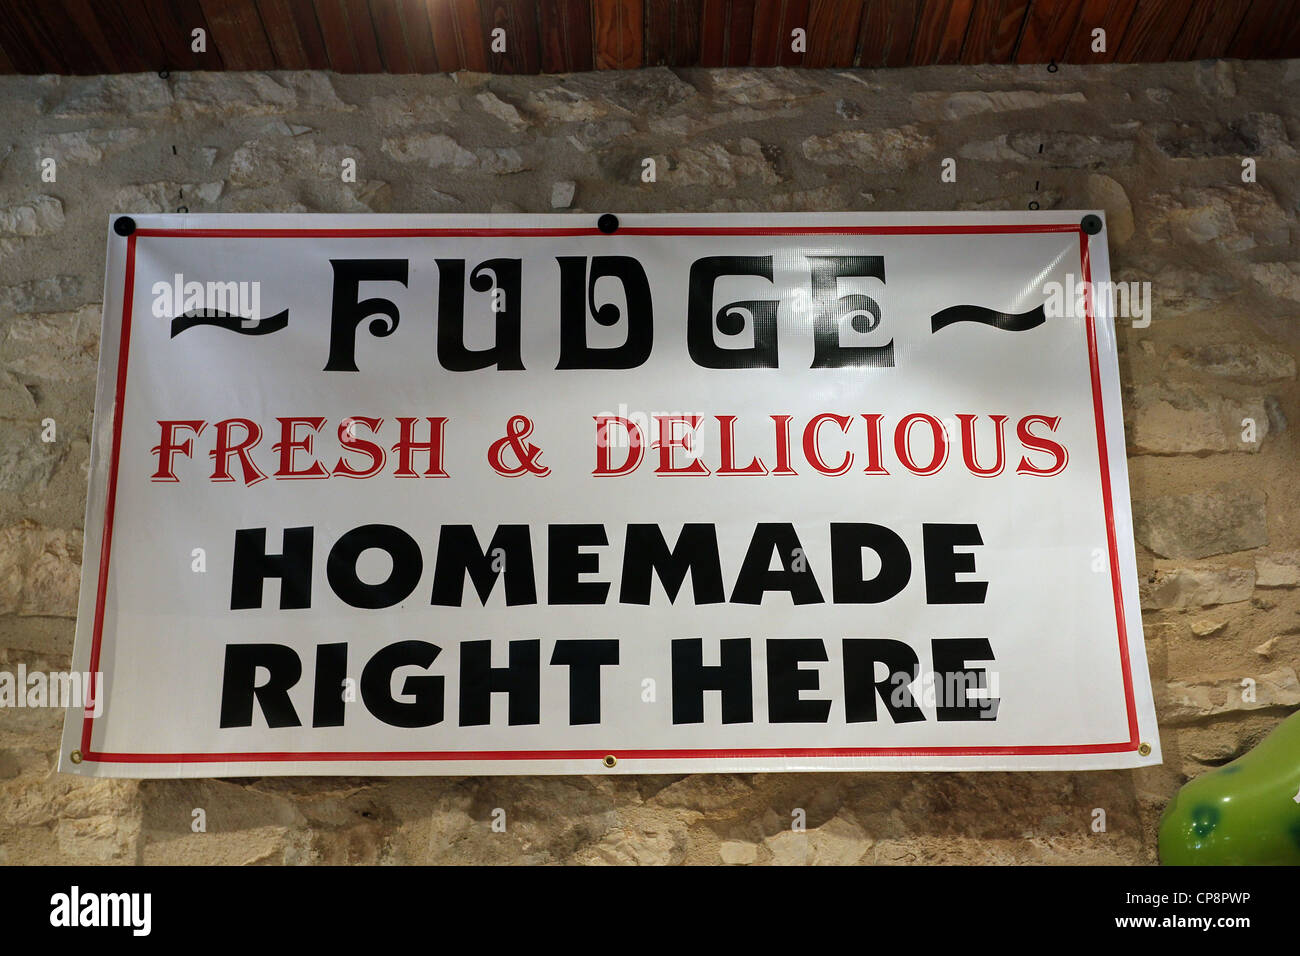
[1,59,1297,864]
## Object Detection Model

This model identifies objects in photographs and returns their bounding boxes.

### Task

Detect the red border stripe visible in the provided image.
[133,224,1083,239]
[82,232,136,756]
[1080,230,1140,746]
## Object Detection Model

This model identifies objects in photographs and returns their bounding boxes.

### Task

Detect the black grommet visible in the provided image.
[1046,59,1058,73]
[176,206,188,214]
[1028,201,1040,210]
[113,216,136,236]
[597,213,619,234]
[1081,214,1103,235]
[158,69,169,80]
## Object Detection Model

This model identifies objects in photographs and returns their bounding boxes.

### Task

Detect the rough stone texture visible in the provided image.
[1144,185,1292,251]
[910,89,1088,120]
[802,125,934,168]
[1128,385,1272,455]
[550,179,576,209]
[1163,668,1300,724]
[1256,551,1300,587]
[1133,486,1269,558]
[656,138,780,186]
[1189,619,1226,638]
[0,59,1298,864]
[1167,343,1297,382]
[0,195,64,237]
[1139,562,1255,609]
[0,522,81,617]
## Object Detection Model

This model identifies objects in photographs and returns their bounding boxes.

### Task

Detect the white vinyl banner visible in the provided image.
[61,211,1160,777]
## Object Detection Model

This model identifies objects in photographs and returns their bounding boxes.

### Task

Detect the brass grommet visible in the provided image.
[603,754,617,768]
[1138,742,1152,757]
[70,750,83,764]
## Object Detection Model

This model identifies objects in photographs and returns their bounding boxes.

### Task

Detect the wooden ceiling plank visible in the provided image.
[1013,0,1050,61]
[7,0,1296,74]
[256,0,312,69]
[884,0,921,67]
[777,0,810,66]
[47,0,116,74]
[101,0,170,71]
[481,0,541,73]
[1275,3,1300,57]
[369,0,415,72]
[0,0,72,73]
[594,0,631,67]
[1115,0,1195,61]
[286,0,330,68]
[936,0,975,61]
[453,0,489,71]
[140,0,225,70]
[960,0,999,64]
[540,0,571,71]
[1169,0,1223,60]
[1225,0,1275,57]
[912,0,952,63]
[856,0,892,67]
[522,0,546,71]
[484,0,511,72]
[426,0,461,70]
[343,0,385,72]
[698,0,727,66]
[1064,0,1136,63]
[805,0,831,66]
[1187,0,1251,59]
[805,0,863,67]
[726,0,754,65]
[313,0,359,71]
[198,0,276,69]
[595,0,641,68]
[1155,0,1198,60]
[1232,0,1297,58]
[624,0,645,67]
[670,0,703,65]
[0,37,50,75]
[643,0,672,65]
[1111,0,1152,61]
[749,0,783,66]
[569,0,595,71]
[914,0,977,64]
[1015,0,1084,62]
[987,0,1030,61]
[396,0,440,72]
[750,0,811,67]
[836,0,869,66]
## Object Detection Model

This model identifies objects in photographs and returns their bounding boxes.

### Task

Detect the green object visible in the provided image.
[1159,710,1300,865]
